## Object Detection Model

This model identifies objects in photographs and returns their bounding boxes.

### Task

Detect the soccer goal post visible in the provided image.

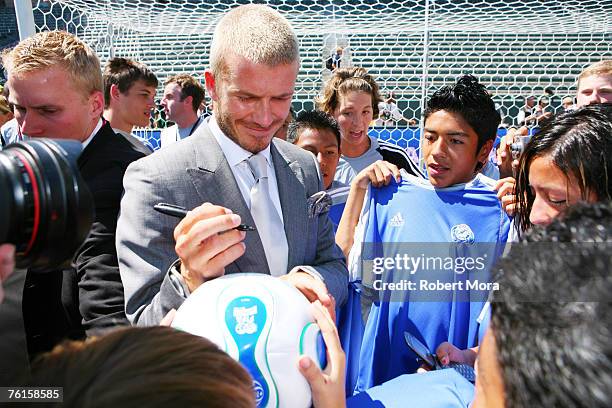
[18,0,612,153]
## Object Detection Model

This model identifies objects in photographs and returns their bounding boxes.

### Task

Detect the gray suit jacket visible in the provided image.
[117,122,348,325]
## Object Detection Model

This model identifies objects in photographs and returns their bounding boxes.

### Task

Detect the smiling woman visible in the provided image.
[317,67,424,185]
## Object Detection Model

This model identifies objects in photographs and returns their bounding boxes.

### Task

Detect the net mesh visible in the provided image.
[24,0,612,151]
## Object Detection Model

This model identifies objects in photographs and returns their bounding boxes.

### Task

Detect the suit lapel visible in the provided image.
[271,141,307,269]
[186,124,270,274]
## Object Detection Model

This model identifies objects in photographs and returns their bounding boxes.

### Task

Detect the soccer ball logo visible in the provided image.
[233,305,258,335]
[450,224,475,244]
[253,380,265,405]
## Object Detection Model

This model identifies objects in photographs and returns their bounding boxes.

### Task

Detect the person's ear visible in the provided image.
[477,139,494,164]
[90,90,105,118]
[204,70,218,102]
[110,84,121,101]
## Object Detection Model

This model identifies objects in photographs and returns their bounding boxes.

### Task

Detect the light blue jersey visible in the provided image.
[325,182,364,396]
[351,173,510,392]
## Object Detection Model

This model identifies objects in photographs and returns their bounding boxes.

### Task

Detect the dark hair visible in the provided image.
[27,327,255,408]
[164,74,206,113]
[491,202,612,408]
[424,75,501,152]
[514,103,612,233]
[316,66,382,118]
[103,57,158,108]
[287,109,341,147]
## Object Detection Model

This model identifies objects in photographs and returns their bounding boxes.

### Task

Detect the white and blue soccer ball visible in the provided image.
[172,273,324,408]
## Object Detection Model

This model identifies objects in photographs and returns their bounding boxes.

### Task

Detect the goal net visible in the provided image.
[28,0,612,153]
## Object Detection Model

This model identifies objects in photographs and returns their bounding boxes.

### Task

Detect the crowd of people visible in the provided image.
[0,4,610,407]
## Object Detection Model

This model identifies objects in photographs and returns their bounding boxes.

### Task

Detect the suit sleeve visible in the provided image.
[116,158,187,326]
[76,149,152,335]
[293,154,349,306]
[76,184,131,334]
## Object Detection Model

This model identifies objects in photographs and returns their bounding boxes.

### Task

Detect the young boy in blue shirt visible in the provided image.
[337,75,510,395]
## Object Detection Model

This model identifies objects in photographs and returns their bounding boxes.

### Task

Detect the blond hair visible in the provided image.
[2,30,102,98]
[209,4,299,78]
[316,66,382,117]
[578,60,612,88]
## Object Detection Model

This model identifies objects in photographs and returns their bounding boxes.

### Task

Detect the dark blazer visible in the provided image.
[22,121,150,357]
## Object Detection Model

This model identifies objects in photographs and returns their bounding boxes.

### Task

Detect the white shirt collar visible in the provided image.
[208,115,273,168]
[113,128,132,138]
[82,118,103,150]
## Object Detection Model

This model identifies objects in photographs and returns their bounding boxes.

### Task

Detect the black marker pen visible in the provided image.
[153,203,256,232]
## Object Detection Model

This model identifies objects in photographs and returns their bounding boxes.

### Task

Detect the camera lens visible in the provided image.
[0,139,93,270]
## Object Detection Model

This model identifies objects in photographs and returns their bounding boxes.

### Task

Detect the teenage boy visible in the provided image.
[288,109,368,395]
[288,110,343,190]
[288,109,350,232]
[103,57,158,149]
[337,75,511,392]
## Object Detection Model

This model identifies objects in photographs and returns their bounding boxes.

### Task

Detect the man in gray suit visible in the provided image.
[117,4,348,326]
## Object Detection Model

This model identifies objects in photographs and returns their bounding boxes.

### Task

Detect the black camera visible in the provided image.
[0,139,93,270]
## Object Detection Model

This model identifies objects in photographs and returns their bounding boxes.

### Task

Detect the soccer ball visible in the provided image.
[172,273,324,408]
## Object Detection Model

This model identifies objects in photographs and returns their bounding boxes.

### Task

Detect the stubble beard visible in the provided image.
[215,105,271,154]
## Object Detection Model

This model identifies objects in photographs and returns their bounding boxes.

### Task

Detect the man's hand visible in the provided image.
[174,202,246,293]
[280,271,335,321]
[353,160,401,190]
[298,301,346,408]
[495,177,517,217]
[0,244,15,304]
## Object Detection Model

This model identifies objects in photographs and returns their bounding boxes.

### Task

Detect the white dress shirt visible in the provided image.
[208,116,284,224]
[82,118,103,150]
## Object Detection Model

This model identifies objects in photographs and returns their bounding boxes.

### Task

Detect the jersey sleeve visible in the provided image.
[347,185,373,283]
[377,141,425,179]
